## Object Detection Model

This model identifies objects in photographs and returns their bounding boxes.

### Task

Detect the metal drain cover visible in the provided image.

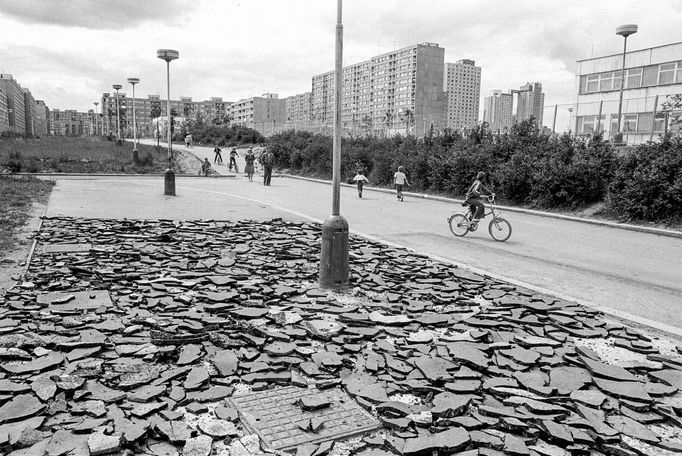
[227,386,381,451]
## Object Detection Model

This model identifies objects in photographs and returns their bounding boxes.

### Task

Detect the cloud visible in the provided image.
[0,0,201,29]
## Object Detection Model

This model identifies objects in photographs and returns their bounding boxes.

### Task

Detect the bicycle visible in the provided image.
[448,195,512,242]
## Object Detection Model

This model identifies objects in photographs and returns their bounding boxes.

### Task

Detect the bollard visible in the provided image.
[319,214,349,289]
[132,148,139,164]
[164,168,176,196]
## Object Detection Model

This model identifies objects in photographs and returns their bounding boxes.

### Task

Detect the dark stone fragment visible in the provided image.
[447,342,489,369]
[177,344,202,365]
[377,401,414,417]
[184,366,210,390]
[402,427,470,455]
[214,406,239,421]
[0,351,64,374]
[299,396,330,411]
[0,394,45,424]
[580,356,638,382]
[431,393,471,418]
[548,367,592,395]
[542,420,573,444]
[185,402,208,414]
[606,415,659,443]
[593,378,652,402]
[212,349,238,376]
[155,420,192,444]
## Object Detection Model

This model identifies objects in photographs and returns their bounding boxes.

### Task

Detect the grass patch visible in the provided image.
[0,175,54,254]
[0,137,177,174]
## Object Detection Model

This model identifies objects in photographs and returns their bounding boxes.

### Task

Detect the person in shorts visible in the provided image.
[213,144,223,163]
[393,166,409,201]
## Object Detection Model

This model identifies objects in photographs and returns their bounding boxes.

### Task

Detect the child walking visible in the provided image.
[393,166,409,201]
[353,170,369,198]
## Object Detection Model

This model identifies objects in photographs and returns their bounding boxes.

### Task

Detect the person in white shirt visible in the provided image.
[393,166,409,201]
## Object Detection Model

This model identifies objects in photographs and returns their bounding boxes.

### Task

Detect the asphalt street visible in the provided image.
[49,141,682,333]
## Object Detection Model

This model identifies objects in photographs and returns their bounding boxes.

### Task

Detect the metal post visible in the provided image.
[551,104,557,133]
[650,94,658,141]
[158,49,179,196]
[94,102,99,136]
[128,78,139,162]
[616,36,628,134]
[113,84,122,145]
[319,0,349,290]
[596,100,603,134]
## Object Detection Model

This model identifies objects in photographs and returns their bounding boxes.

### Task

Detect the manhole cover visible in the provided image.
[37,290,113,311]
[227,386,381,451]
[43,243,92,253]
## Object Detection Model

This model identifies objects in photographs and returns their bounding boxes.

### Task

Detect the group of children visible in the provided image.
[352,162,409,201]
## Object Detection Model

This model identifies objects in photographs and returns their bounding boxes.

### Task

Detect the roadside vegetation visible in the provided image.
[0,175,54,254]
[267,118,682,225]
[174,115,265,147]
[0,137,177,174]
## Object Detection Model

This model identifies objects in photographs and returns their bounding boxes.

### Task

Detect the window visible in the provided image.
[586,74,599,93]
[659,63,676,84]
[599,72,613,91]
[638,113,653,132]
[642,65,658,86]
[677,62,682,83]
[626,68,641,88]
[613,71,623,90]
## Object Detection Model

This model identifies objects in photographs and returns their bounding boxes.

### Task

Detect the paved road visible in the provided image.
[48,146,682,333]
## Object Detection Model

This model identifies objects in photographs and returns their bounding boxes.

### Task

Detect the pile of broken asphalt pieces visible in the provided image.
[0,217,680,456]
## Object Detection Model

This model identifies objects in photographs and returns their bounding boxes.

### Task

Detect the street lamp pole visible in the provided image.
[319,0,349,289]
[157,49,179,196]
[127,78,140,162]
[616,24,637,142]
[112,84,122,145]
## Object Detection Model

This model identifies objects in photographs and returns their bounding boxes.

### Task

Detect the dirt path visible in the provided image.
[0,201,45,296]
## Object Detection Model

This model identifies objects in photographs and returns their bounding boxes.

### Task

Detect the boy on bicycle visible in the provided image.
[394,166,409,201]
[465,171,493,221]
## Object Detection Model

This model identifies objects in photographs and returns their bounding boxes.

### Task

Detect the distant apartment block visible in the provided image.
[0,74,26,135]
[34,100,50,136]
[483,90,513,133]
[445,60,481,130]
[23,88,36,137]
[517,82,544,126]
[0,90,9,133]
[284,92,312,130]
[311,42,447,137]
[228,93,286,135]
[50,109,95,136]
[575,41,682,144]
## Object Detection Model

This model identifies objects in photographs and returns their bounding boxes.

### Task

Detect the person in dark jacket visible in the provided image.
[465,171,493,221]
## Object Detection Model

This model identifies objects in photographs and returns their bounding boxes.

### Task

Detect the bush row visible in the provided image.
[174,123,265,147]
[266,120,682,223]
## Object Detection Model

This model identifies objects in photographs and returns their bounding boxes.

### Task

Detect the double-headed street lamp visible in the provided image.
[112,84,123,145]
[319,0,349,290]
[615,24,638,142]
[127,78,140,161]
[157,49,179,196]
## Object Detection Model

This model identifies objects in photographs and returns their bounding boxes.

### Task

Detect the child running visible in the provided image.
[393,166,409,201]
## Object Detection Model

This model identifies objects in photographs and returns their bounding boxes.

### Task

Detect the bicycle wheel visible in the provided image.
[489,217,512,242]
[448,213,470,237]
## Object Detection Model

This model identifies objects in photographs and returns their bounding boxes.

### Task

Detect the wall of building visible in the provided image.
[445,59,482,131]
[0,75,26,134]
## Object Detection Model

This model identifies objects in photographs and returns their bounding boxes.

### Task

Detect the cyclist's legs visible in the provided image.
[465,198,484,219]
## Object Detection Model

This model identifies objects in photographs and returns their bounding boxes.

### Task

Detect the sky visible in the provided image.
[1,0,681,125]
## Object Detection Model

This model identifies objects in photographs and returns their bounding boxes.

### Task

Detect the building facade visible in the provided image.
[483,90,513,133]
[311,42,447,137]
[49,109,95,136]
[34,100,50,136]
[0,74,26,135]
[445,59,482,131]
[0,90,9,133]
[23,88,36,137]
[516,82,544,126]
[284,92,312,130]
[574,41,682,144]
[228,93,286,135]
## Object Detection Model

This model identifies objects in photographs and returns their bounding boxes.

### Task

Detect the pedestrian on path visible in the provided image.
[213,144,223,163]
[353,171,369,198]
[394,166,409,201]
[185,134,193,148]
[201,158,211,176]
[229,148,239,172]
[260,148,274,186]
[244,148,256,182]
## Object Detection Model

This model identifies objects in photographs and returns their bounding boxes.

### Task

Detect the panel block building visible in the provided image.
[483,90,513,133]
[0,74,26,135]
[445,59,481,131]
[311,42,447,137]
[228,93,286,135]
[516,82,544,126]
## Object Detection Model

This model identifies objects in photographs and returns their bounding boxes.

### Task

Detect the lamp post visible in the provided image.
[319,0,349,289]
[93,102,99,136]
[127,78,140,162]
[112,84,123,145]
[157,49,179,196]
[615,24,638,143]
[568,107,573,133]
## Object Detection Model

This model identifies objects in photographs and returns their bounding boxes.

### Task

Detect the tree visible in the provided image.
[400,109,414,136]
[382,110,394,137]
[660,94,682,138]
[360,115,373,136]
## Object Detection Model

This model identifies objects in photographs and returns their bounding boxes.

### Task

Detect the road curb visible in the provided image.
[277,173,682,239]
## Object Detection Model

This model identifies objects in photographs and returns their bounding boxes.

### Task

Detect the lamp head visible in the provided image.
[157,49,179,62]
[616,24,638,38]
[112,84,122,90]
[127,78,140,85]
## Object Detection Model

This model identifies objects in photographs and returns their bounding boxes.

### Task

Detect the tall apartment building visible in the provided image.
[49,109,95,136]
[23,88,36,136]
[0,90,9,133]
[34,100,50,136]
[516,82,544,126]
[575,41,682,144]
[228,93,286,136]
[284,92,312,130]
[311,42,446,137]
[483,90,513,133]
[445,59,482,131]
[0,74,26,134]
